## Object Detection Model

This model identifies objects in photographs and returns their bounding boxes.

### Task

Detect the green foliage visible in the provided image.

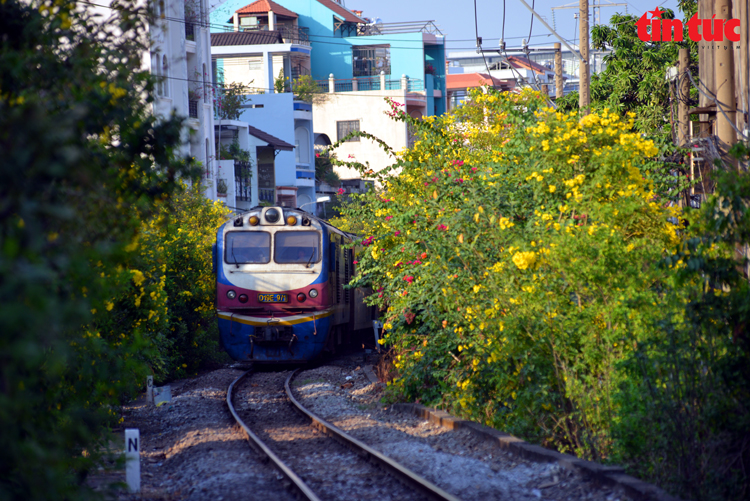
[215,81,251,120]
[218,139,250,162]
[315,152,340,187]
[336,90,750,499]
[292,75,326,104]
[274,68,290,94]
[133,185,232,380]
[613,144,750,500]
[0,0,197,498]
[555,6,699,204]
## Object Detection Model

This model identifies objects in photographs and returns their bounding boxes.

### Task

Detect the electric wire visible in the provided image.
[473,0,493,75]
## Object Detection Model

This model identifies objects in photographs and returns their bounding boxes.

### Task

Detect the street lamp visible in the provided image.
[298,196,330,211]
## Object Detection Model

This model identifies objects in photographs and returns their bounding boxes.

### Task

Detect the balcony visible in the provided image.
[316,75,425,94]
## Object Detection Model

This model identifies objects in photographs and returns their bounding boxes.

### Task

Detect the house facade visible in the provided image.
[210,1,316,208]
[211,0,447,179]
[151,0,218,199]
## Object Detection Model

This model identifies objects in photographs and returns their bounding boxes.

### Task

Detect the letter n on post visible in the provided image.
[125,429,140,493]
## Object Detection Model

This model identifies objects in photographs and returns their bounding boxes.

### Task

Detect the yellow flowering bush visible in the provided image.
[341,89,683,460]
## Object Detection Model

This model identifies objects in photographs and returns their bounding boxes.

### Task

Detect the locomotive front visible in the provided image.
[215,206,333,362]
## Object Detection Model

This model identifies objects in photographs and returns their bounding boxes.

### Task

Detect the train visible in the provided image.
[213,205,376,362]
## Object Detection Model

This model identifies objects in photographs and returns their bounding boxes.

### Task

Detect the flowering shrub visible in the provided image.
[341,89,683,460]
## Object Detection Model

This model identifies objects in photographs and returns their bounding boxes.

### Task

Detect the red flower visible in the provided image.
[404,276,414,284]
[385,216,393,221]
[421,252,427,259]
[394,230,401,236]
[353,260,358,264]
[315,152,320,158]
[337,188,345,195]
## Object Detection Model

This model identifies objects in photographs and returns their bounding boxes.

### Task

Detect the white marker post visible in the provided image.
[125,429,140,493]
[146,376,154,405]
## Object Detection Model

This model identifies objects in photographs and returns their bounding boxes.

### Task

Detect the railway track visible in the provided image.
[227,368,461,501]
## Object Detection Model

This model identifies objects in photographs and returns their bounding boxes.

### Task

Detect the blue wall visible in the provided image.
[238,93,297,187]
[211,0,447,113]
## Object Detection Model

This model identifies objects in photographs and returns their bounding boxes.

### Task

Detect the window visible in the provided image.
[295,127,309,164]
[352,45,390,77]
[162,55,169,97]
[336,120,360,142]
[225,232,270,264]
[202,63,208,103]
[274,231,320,264]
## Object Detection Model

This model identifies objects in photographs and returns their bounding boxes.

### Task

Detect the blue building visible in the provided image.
[211,0,446,177]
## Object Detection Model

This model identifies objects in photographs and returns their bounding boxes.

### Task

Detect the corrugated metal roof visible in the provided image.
[211,31,283,46]
[247,125,295,151]
[235,0,298,19]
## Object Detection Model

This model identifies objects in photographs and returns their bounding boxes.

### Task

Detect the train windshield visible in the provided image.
[274,231,320,264]
[225,231,271,264]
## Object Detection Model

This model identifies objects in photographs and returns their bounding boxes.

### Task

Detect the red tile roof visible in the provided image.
[446,73,513,91]
[315,0,364,23]
[235,0,298,19]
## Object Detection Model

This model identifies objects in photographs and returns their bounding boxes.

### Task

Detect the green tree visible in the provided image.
[0,0,196,498]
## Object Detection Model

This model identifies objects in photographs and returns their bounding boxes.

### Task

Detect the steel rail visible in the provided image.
[285,369,462,501]
[227,370,322,501]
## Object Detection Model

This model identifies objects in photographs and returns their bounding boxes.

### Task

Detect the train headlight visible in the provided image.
[264,208,280,223]
[226,290,237,300]
[248,215,259,226]
[238,294,248,303]
[308,288,318,298]
[286,215,297,225]
[296,293,306,302]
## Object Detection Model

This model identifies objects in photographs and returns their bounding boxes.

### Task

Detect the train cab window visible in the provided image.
[225,232,271,264]
[274,231,320,264]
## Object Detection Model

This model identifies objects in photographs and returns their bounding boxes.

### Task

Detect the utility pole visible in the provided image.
[715,0,736,167]
[678,48,689,146]
[554,42,563,99]
[579,0,590,112]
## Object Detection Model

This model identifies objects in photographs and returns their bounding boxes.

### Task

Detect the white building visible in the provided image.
[151,0,218,200]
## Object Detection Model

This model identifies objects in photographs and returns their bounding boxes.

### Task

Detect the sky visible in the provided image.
[340,0,683,54]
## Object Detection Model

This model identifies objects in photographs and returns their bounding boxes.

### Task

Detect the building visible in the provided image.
[448,45,610,102]
[211,0,447,180]
[210,1,316,208]
[151,0,218,199]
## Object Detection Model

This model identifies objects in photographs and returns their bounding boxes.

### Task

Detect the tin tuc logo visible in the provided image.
[636,7,741,42]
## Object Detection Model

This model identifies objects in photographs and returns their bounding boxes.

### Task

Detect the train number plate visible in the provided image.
[258,293,289,303]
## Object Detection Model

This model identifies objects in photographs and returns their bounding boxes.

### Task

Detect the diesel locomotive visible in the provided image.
[213,206,375,362]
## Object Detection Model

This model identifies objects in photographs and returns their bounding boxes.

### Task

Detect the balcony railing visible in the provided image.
[316,76,424,93]
[188,100,198,118]
[358,20,442,36]
[259,188,275,204]
[234,161,252,202]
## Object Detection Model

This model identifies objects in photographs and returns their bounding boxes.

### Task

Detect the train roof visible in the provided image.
[229,206,357,240]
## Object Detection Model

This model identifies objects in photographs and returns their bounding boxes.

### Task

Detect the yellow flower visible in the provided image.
[512,251,537,270]
[548,185,556,193]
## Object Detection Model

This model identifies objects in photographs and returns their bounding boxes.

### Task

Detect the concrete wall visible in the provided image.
[313,88,408,178]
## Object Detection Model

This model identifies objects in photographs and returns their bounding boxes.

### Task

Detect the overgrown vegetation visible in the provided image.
[0,1,230,498]
[337,90,749,500]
